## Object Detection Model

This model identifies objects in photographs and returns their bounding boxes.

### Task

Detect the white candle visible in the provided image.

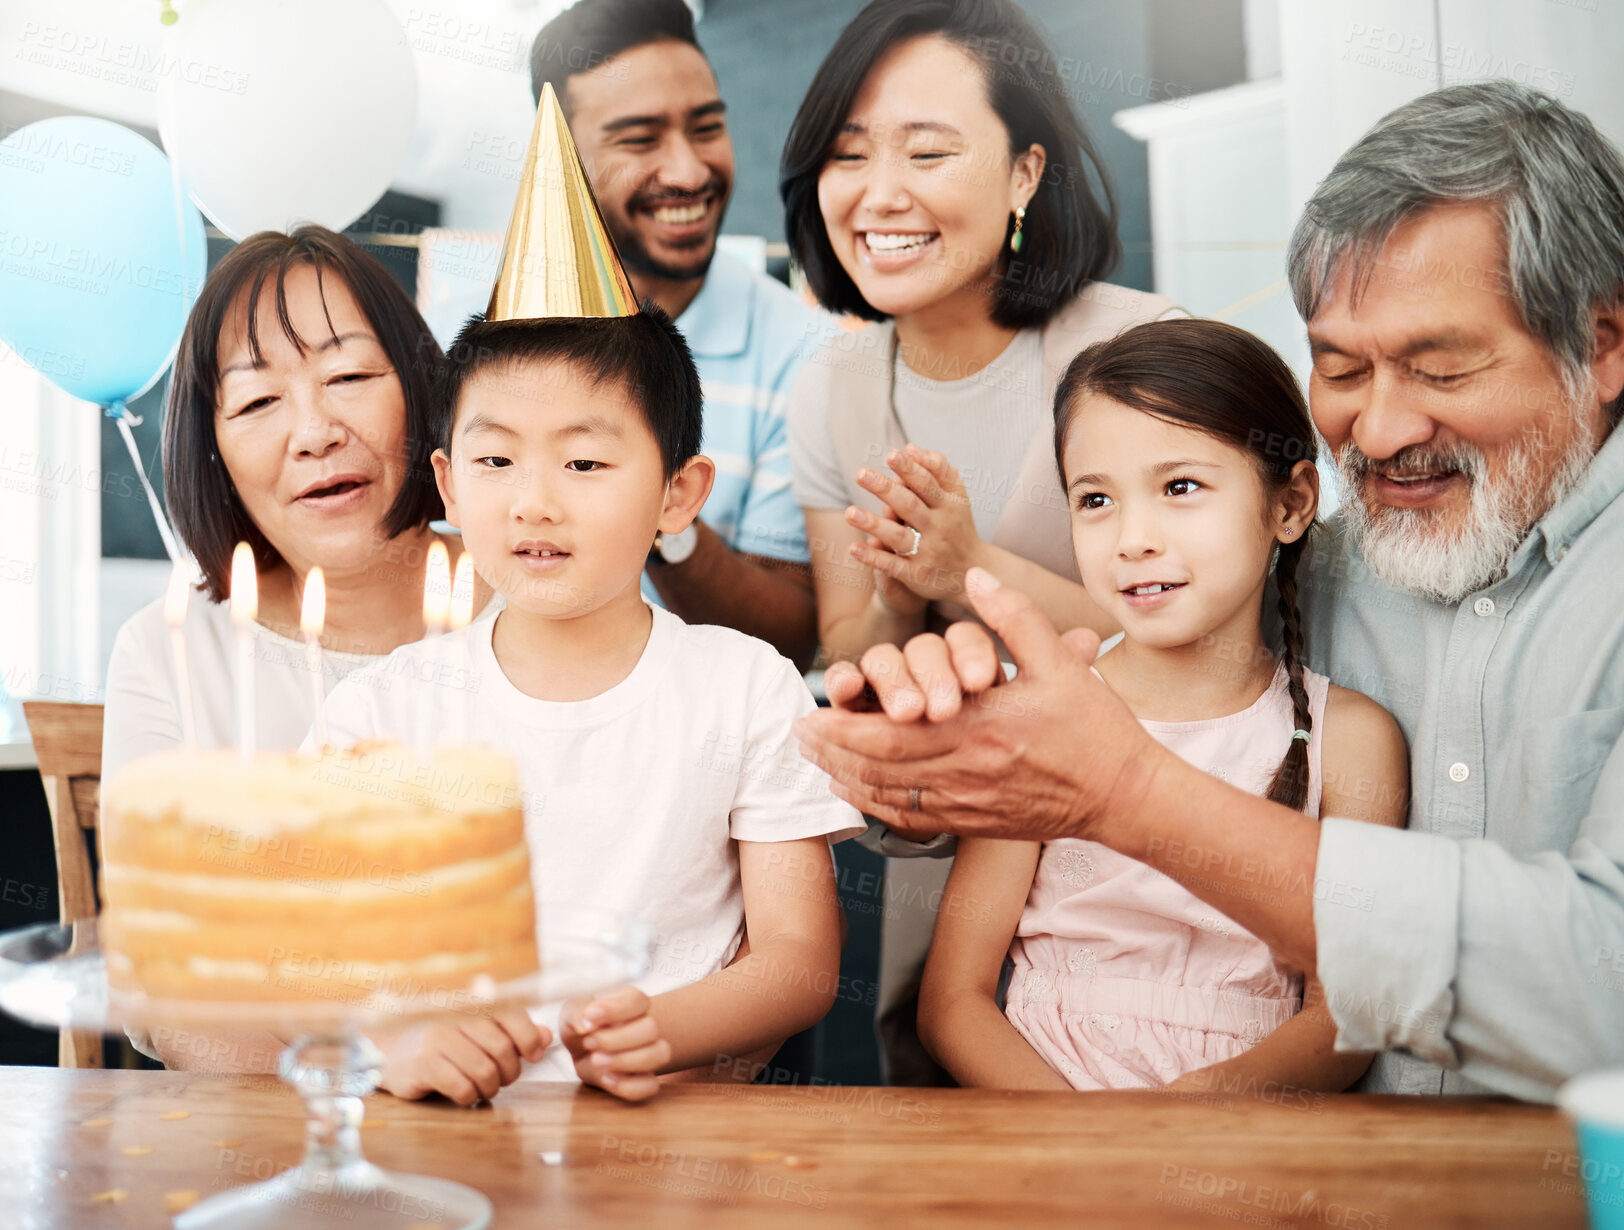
[163,560,197,749]
[229,542,259,763]
[449,553,476,746]
[301,567,328,751]
[421,541,451,755]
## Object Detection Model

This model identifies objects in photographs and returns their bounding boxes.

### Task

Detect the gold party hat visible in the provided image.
[486,82,639,321]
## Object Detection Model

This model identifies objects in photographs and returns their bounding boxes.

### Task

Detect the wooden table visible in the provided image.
[0,1067,1588,1228]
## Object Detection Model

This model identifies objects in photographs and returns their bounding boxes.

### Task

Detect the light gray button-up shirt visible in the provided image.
[1277,423,1624,1101]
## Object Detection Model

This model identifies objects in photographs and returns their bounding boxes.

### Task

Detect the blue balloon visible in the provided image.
[0,116,207,409]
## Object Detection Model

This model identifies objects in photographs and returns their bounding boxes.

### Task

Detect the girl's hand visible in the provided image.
[374,1006,551,1106]
[823,620,1004,723]
[559,985,669,1103]
[847,445,984,605]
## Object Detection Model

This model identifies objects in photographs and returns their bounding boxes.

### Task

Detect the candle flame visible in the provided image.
[163,559,193,627]
[229,543,258,624]
[301,567,326,639]
[423,541,451,628]
[449,553,476,630]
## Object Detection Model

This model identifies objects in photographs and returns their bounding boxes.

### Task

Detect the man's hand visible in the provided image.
[810,569,1328,987]
[560,985,670,1103]
[797,568,1172,845]
[374,1006,550,1106]
[644,518,820,670]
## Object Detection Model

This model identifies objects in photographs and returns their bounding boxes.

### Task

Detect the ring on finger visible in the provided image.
[901,527,922,558]
[909,785,922,812]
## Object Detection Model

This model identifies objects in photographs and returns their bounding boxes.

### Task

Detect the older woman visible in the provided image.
[778,0,1180,1082]
[103,226,484,778]
[102,226,501,1082]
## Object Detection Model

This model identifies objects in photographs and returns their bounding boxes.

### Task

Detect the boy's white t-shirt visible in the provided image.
[313,603,863,1079]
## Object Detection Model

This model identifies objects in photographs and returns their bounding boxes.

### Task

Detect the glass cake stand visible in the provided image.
[0,904,652,1230]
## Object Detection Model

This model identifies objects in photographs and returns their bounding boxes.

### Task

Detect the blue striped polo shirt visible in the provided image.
[643,251,829,603]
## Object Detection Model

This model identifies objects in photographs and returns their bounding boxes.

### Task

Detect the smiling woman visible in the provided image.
[780,0,1184,676]
[102,225,488,786]
[776,0,1188,1086]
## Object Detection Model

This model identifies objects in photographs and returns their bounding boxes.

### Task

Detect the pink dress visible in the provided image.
[1004,658,1330,1089]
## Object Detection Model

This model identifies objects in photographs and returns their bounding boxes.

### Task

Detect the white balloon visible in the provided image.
[158,0,418,240]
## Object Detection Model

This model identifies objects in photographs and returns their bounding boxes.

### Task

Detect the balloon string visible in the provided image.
[150,26,192,568]
[109,403,181,562]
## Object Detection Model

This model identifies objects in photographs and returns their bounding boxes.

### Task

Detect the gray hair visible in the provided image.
[1288,80,1624,422]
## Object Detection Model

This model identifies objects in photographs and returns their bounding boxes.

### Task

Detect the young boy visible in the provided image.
[313,307,861,1103]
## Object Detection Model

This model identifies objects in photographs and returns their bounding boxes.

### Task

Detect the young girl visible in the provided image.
[918,318,1410,1093]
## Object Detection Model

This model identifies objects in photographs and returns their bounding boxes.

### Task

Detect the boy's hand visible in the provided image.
[373,1006,551,1106]
[560,985,670,1102]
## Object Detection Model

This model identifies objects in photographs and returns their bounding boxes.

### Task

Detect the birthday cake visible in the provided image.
[98,742,539,1004]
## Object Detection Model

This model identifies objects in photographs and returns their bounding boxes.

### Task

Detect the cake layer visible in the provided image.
[100,881,537,963]
[103,743,526,837]
[100,843,533,918]
[107,939,541,1004]
[98,741,540,1005]
[101,890,539,961]
[101,809,526,878]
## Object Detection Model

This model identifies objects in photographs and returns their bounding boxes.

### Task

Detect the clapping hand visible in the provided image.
[845,445,984,608]
[798,568,1166,846]
[849,500,928,617]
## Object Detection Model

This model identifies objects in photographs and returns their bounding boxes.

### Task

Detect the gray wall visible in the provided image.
[1149,0,1248,96]
[695,0,1222,295]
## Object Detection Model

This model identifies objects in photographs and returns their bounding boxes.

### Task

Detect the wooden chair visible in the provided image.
[22,701,105,1069]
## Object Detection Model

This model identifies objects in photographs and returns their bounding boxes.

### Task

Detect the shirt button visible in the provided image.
[1557,545,1570,561]
[1449,762,1470,782]
[1473,597,1495,617]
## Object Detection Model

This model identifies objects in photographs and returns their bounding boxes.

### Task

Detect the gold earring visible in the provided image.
[1010,206,1026,254]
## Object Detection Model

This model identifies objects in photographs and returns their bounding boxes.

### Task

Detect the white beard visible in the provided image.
[1336,406,1598,604]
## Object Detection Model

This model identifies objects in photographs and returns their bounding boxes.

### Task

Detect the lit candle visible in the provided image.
[449,552,476,631]
[449,553,476,745]
[163,560,197,749]
[423,540,452,634]
[229,542,259,763]
[421,541,451,754]
[301,567,327,751]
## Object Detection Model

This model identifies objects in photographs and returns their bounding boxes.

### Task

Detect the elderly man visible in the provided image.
[797,80,1624,1102]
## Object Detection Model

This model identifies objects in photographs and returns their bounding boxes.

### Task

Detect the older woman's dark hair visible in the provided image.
[163,226,445,602]
[779,0,1120,329]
